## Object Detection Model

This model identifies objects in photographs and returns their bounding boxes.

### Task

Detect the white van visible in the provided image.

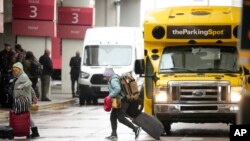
[78,27,144,105]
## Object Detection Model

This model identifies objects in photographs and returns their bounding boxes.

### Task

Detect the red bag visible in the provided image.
[9,111,30,137]
[104,96,112,112]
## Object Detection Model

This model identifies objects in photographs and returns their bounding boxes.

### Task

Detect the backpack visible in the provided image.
[30,59,43,76]
[120,73,140,101]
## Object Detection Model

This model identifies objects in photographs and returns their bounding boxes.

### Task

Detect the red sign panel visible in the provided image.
[0,0,3,13]
[51,37,61,69]
[12,0,55,20]
[57,25,91,39]
[0,14,3,33]
[58,7,93,26]
[12,20,56,37]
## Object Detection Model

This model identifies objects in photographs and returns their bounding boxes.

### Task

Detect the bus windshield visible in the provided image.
[159,46,240,73]
[83,45,132,66]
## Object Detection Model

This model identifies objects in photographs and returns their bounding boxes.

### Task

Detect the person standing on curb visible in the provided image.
[14,44,26,63]
[103,67,140,140]
[39,49,53,101]
[69,51,81,98]
[0,43,14,75]
[23,51,41,99]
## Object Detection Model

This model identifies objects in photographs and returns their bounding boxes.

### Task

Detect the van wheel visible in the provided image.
[79,88,86,106]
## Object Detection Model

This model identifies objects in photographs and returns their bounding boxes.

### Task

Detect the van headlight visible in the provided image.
[154,86,167,103]
[80,71,90,79]
[230,87,242,103]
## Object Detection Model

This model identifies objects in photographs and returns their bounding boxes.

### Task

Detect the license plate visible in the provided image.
[100,87,109,92]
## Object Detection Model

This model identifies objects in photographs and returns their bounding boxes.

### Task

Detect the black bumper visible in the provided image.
[156,113,236,124]
[78,84,108,98]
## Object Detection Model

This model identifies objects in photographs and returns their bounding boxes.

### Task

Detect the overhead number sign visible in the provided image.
[57,7,93,39]
[58,7,93,25]
[0,0,3,13]
[12,0,55,20]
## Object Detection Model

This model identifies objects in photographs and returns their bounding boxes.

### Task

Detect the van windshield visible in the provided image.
[159,46,240,73]
[83,45,132,66]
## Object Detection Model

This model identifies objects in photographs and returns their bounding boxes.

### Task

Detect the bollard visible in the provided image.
[237,93,250,124]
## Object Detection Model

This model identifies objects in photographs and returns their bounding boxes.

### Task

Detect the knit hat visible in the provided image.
[103,67,115,77]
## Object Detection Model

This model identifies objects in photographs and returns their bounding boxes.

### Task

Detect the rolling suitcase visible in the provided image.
[133,112,164,140]
[0,126,14,140]
[126,99,143,118]
[9,111,30,138]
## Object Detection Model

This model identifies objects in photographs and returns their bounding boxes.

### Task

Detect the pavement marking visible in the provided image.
[180,138,204,141]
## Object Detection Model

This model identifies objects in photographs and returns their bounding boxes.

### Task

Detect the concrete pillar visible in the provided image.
[120,0,141,27]
[61,39,83,93]
[95,0,141,27]
[95,0,116,26]
[61,0,93,94]
[237,93,250,124]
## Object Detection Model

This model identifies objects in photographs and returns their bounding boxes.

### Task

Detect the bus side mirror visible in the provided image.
[135,59,145,74]
[248,77,250,84]
[243,66,250,75]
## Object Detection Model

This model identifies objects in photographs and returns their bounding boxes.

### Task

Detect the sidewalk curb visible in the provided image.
[0,99,77,122]
[0,111,9,122]
[31,99,76,110]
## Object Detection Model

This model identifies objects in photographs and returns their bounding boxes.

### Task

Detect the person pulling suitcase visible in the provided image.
[103,67,141,140]
[12,62,40,138]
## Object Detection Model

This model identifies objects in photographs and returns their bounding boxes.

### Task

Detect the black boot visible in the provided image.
[30,127,40,138]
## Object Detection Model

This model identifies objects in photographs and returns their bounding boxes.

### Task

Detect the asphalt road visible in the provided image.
[0,103,230,141]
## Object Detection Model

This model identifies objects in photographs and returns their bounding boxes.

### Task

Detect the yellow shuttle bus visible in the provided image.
[135,6,250,133]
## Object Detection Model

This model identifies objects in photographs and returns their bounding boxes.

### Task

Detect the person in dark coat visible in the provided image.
[69,51,81,97]
[0,43,14,75]
[104,68,141,140]
[14,44,26,63]
[23,51,40,98]
[39,49,53,101]
[0,43,15,107]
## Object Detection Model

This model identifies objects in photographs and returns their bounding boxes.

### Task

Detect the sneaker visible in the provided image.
[134,127,141,139]
[105,135,118,140]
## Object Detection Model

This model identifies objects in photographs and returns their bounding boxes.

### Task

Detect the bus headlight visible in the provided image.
[154,87,167,103]
[230,87,242,103]
[80,71,90,79]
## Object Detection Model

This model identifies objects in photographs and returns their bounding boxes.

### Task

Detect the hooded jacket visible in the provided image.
[108,74,125,98]
[13,62,36,105]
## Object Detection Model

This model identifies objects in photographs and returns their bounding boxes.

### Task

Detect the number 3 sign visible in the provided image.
[12,0,55,20]
[58,7,93,26]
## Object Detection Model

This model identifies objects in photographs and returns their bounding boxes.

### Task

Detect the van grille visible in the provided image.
[90,74,108,85]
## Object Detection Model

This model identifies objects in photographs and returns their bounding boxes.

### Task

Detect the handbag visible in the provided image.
[112,97,121,109]
[104,96,112,112]
[13,96,30,114]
